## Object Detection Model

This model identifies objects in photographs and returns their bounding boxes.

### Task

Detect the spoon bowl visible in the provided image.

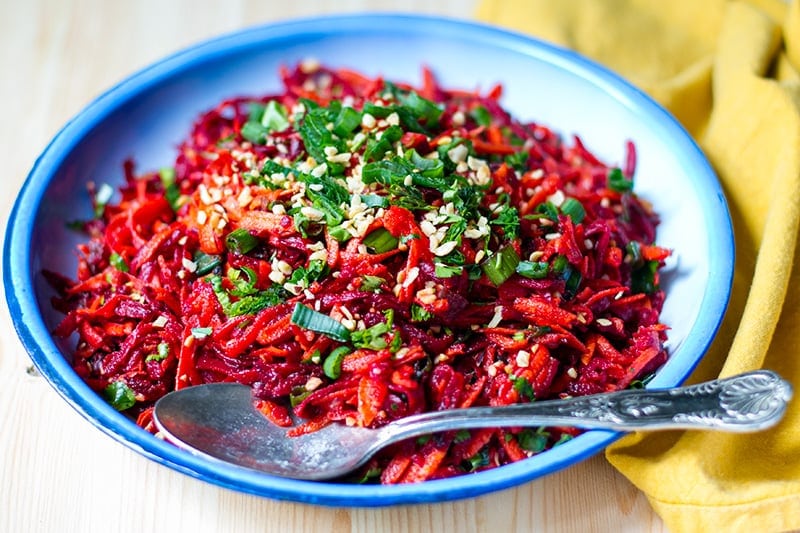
[153,369,791,481]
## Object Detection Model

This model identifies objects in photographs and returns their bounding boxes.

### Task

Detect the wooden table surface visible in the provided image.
[0,1,667,531]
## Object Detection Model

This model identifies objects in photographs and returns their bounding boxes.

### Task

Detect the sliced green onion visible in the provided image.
[482,245,520,286]
[225,228,259,255]
[516,260,549,279]
[322,346,350,380]
[291,303,351,343]
[94,183,114,218]
[534,201,559,222]
[194,251,222,276]
[560,198,586,224]
[289,386,312,407]
[362,228,399,254]
[631,260,659,294]
[400,233,419,245]
[109,252,129,272]
[191,327,213,339]
[563,267,582,300]
[103,381,136,411]
[551,254,568,274]
[467,448,490,471]
[625,240,643,267]
[608,167,634,192]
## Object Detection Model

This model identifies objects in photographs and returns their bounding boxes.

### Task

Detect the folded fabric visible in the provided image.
[476,1,800,531]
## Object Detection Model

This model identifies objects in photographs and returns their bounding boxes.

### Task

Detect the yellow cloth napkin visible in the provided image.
[477,1,800,531]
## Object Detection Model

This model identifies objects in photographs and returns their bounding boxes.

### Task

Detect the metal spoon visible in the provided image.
[153,369,792,481]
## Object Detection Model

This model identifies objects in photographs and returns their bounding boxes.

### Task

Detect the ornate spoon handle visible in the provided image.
[380,370,793,443]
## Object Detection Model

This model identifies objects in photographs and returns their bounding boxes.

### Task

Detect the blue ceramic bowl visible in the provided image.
[4,14,733,506]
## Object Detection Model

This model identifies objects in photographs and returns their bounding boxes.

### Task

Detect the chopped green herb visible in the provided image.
[103,381,136,411]
[410,304,433,323]
[470,105,492,127]
[491,205,520,240]
[364,125,403,162]
[108,252,128,273]
[159,167,181,211]
[228,287,285,317]
[467,447,490,471]
[350,310,395,350]
[517,427,549,452]
[631,260,659,294]
[629,372,657,389]
[242,101,291,144]
[146,342,170,362]
[504,150,529,171]
[288,259,327,287]
[332,105,362,138]
[299,105,346,165]
[454,429,472,443]
[354,466,383,484]
[210,270,286,317]
[554,433,574,446]
[261,100,290,132]
[434,263,463,278]
[511,375,536,401]
[360,275,385,292]
[327,224,352,242]
[608,167,634,192]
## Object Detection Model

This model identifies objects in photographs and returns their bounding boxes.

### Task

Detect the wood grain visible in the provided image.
[0,1,666,531]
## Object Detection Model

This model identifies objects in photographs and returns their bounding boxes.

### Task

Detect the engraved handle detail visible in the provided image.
[552,369,793,431]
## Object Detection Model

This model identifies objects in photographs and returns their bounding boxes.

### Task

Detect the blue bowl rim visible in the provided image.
[3,12,734,506]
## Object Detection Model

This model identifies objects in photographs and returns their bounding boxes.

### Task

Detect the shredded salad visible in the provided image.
[49,62,670,483]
